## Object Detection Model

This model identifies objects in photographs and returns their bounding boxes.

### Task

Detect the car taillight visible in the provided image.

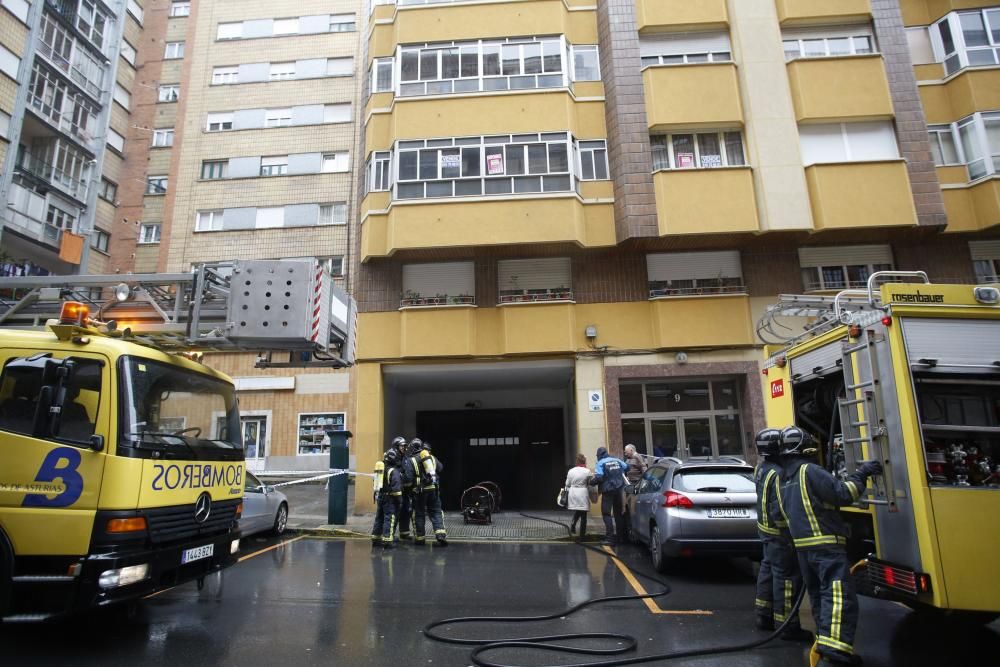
[663,491,693,509]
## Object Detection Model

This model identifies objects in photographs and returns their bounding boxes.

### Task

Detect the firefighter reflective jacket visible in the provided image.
[402,455,421,490]
[776,458,869,549]
[382,464,403,497]
[754,458,786,537]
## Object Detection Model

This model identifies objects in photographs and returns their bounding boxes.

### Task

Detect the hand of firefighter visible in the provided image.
[858,460,883,478]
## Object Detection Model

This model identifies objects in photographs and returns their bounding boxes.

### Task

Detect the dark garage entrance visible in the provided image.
[417,407,566,510]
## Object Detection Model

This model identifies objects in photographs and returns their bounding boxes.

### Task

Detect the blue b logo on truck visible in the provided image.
[22,447,84,508]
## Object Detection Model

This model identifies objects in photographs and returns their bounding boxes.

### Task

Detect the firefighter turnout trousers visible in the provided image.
[798,546,857,661]
[414,487,446,541]
[379,494,402,546]
[398,491,414,540]
[760,535,803,629]
[372,500,385,541]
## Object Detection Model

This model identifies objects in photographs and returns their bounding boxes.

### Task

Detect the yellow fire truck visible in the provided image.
[760,272,1000,622]
[0,260,354,621]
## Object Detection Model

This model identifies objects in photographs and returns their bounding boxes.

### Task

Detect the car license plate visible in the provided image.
[708,507,750,518]
[181,543,214,564]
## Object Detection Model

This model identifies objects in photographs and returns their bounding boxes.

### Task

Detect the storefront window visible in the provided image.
[620,384,644,413]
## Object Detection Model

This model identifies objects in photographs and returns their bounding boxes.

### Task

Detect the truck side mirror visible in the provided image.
[89,434,104,452]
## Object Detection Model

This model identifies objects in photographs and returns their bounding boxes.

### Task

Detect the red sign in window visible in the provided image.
[770,379,784,398]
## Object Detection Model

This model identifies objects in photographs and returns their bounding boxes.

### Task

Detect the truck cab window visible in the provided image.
[0,356,102,443]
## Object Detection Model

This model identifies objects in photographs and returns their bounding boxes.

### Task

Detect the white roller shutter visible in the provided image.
[403,262,474,296]
[798,245,892,268]
[639,31,731,57]
[969,240,1000,261]
[790,342,843,383]
[646,251,742,282]
[498,258,571,291]
[902,318,1000,368]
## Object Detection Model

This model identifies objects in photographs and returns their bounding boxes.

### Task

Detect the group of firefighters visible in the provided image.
[371,436,448,548]
[753,425,882,667]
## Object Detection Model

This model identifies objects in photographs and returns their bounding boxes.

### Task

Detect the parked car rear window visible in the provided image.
[673,469,754,493]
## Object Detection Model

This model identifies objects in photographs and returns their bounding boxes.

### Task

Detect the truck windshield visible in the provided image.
[119,356,242,459]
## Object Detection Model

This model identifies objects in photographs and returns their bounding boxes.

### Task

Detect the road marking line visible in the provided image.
[601,546,713,616]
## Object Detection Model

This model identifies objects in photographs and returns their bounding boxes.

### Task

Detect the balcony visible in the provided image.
[499,287,573,304]
[648,281,746,299]
[775,0,871,25]
[643,64,743,130]
[919,69,1000,125]
[4,183,70,249]
[652,168,759,236]
[636,0,728,32]
[401,293,476,308]
[804,161,918,230]
[14,147,90,202]
[786,55,893,122]
[941,178,1000,233]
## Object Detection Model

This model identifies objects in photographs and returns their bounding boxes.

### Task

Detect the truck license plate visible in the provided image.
[708,508,750,518]
[181,543,214,564]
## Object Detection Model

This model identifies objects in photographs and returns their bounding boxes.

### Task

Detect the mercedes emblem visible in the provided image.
[194,492,212,524]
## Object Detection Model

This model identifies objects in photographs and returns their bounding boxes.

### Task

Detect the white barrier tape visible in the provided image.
[264,469,376,489]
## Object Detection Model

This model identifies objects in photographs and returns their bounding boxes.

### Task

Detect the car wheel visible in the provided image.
[650,524,668,573]
[273,503,289,536]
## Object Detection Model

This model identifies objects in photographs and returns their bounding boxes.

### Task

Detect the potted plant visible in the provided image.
[402,289,421,307]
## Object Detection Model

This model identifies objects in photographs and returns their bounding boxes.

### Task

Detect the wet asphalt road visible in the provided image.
[2,534,998,666]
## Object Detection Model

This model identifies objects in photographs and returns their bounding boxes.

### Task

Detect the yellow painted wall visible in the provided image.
[356,297,756,362]
[653,168,760,235]
[368,1,598,59]
[900,0,997,26]
[361,197,616,260]
[776,0,872,25]
[914,63,944,80]
[942,179,1000,233]
[365,92,607,153]
[644,64,743,130]
[636,0,728,32]
[787,56,894,122]
[353,363,384,512]
[805,161,920,230]
[918,70,1000,124]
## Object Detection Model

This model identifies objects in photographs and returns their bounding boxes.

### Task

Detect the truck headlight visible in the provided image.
[98,563,149,589]
[230,539,240,554]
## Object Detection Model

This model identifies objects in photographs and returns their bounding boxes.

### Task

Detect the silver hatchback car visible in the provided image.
[627,457,760,572]
[241,472,290,537]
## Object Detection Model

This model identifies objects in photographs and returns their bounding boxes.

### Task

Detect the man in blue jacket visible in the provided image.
[590,446,628,545]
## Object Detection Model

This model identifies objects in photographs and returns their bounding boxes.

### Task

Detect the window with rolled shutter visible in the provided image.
[646,251,744,297]
[402,262,475,306]
[798,245,893,291]
[497,258,572,303]
[970,240,1000,283]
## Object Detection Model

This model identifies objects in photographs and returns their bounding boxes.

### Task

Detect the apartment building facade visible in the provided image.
[351,0,999,511]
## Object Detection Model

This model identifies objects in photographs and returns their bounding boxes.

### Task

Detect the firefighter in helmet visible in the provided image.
[776,426,881,666]
[753,428,812,641]
[391,436,415,541]
[410,438,447,546]
[378,448,404,549]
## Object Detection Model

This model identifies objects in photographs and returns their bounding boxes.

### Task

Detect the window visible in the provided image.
[367,151,391,192]
[297,413,345,455]
[269,62,295,80]
[164,42,184,59]
[113,83,131,110]
[265,108,292,127]
[91,229,110,253]
[107,128,125,153]
[0,109,8,139]
[76,0,108,50]
[323,104,351,123]
[399,36,564,97]
[572,45,600,81]
[646,251,744,297]
[127,0,143,24]
[577,140,609,180]
[260,156,288,176]
[139,223,162,244]
[0,356,103,443]
[0,44,20,81]
[953,112,1000,181]
[206,112,233,131]
[372,58,393,92]
[798,245,894,291]
[121,40,137,66]
[146,175,168,194]
[196,210,224,232]
[272,18,298,35]
[932,9,1000,75]
[401,262,475,306]
[201,160,228,180]
[928,124,961,165]
[330,14,356,32]
[497,258,572,303]
[46,205,76,232]
[157,84,179,103]
[328,257,345,276]
[170,1,190,17]
[798,121,899,165]
[651,130,746,170]
[319,203,348,225]
[328,57,354,77]
[255,207,284,228]
[322,152,350,173]
[639,31,732,67]
[217,22,242,40]
[971,240,1000,283]
[212,66,239,85]
[99,178,118,202]
[152,128,174,147]
[782,26,876,60]
[396,132,574,200]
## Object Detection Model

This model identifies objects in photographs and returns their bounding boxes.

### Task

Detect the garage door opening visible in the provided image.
[383,360,575,512]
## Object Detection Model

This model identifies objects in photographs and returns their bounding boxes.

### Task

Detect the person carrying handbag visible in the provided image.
[564,453,592,539]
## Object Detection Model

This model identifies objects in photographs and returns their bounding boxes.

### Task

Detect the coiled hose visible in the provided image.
[423,511,807,667]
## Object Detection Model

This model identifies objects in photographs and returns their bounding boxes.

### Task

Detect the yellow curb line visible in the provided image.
[601,546,713,616]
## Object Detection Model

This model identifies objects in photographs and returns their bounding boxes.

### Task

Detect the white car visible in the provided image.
[241,472,289,537]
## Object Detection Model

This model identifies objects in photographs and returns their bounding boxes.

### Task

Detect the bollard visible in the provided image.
[327,430,352,525]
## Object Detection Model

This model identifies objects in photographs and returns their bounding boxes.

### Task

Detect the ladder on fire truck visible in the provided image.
[0,259,356,368]
[760,272,932,511]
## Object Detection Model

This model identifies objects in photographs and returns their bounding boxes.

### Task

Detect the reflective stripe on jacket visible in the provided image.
[754,459,785,536]
[776,459,867,550]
